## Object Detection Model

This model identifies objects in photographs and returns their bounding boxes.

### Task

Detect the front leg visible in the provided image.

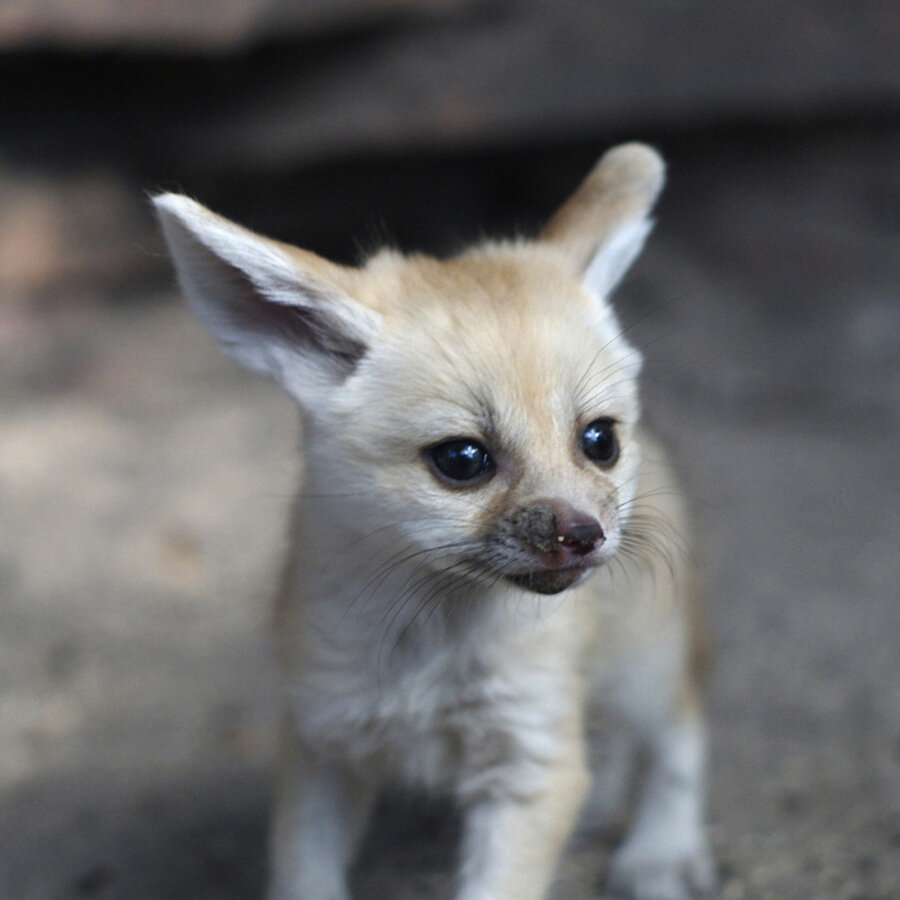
[267,721,377,900]
[607,686,714,900]
[455,732,590,900]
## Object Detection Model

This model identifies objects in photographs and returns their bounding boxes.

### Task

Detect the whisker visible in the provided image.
[351,537,477,612]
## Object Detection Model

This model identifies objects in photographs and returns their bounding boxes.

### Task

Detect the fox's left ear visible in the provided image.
[539,143,665,298]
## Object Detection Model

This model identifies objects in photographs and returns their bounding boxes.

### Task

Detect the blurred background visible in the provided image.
[1,1,898,897]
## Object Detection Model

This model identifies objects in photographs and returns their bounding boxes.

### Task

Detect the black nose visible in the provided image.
[557,521,605,556]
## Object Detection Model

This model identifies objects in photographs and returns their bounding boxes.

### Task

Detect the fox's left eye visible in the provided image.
[429,439,493,483]
[581,418,619,466]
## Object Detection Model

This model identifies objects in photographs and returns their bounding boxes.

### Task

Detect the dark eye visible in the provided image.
[581,418,619,466]
[429,439,493,483]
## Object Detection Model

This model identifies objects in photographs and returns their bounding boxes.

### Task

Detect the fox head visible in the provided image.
[155,144,664,595]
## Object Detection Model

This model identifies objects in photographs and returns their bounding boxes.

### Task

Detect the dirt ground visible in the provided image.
[1,127,898,898]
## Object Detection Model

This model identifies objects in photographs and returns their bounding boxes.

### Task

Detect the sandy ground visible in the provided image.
[1,128,898,898]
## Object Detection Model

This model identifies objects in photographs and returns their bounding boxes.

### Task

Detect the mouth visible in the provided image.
[504,565,594,595]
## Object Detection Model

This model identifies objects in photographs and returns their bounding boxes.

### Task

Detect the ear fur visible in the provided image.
[153,194,379,401]
[540,143,665,298]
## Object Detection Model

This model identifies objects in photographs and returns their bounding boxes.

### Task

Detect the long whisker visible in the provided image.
[376,550,490,667]
[348,536,480,617]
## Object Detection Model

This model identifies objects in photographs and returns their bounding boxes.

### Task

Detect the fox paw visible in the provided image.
[606,838,715,900]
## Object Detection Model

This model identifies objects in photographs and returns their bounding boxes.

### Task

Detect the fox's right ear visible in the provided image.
[153,194,380,404]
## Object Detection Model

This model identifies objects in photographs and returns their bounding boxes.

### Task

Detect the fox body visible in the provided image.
[155,144,713,900]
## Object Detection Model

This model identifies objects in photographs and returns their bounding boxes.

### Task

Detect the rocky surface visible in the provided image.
[1,127,899,898]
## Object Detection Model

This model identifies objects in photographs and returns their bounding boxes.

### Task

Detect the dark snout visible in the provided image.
[505,499,605,594]
[513,499,605,560]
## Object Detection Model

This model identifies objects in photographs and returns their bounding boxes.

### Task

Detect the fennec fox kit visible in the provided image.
[154,143,713,900]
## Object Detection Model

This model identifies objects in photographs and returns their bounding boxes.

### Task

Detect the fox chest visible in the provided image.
[287,653,567,792]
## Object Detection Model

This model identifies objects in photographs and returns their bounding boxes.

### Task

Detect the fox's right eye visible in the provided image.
[428,439,493,483]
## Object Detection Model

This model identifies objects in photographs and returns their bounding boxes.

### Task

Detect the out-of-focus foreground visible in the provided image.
[1,3,899,898]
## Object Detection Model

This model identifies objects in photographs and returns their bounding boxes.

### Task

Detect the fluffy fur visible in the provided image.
[155,143,714,900]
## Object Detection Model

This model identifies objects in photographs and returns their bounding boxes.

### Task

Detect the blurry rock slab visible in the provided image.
[0,0,464,50]
[2,2,899,173]
[169,0,900,168]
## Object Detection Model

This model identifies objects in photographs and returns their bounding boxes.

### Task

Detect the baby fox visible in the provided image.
[154,143,713,900]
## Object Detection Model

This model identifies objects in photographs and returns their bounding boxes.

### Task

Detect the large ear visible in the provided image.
[153,194,380,402]
[540,143,665,298]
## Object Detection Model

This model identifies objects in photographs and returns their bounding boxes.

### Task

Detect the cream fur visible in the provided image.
[154,143,714,900]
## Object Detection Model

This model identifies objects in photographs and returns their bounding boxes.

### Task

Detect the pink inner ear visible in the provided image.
[217,261,369,374]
